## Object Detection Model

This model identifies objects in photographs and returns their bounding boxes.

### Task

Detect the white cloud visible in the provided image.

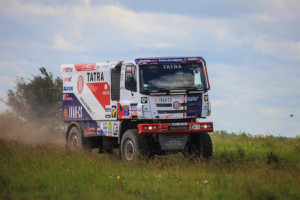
[0,0,300,136]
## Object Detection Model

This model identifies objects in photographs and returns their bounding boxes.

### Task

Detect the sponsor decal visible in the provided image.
[123,105,130,116]
[64,76,72,82]
[63,94,73,101]
[187,57,203,62]
[126,66,136,72]
[111,106,117,118]
[77,75,84,94]
[63,107,68,118]
[158,97,172,103]
[130,105,137,116]
[79,97,92,114]
[63,86,73,92]
[74,63,99,71]
[62,67,73,73]
[113,123,118,136]
[69,106,83,119]
[141,97,148,104]
[163,64,182,69]
[173,101,181,110]
[85,123,96,135]
[204,95,209,101]
[103,123,108,135]
[108,123,113,136]
[97,122,103,135]
[105,115,111,118]
[181,96,199,102]
[87,72,104,82]
[105,105,111,112]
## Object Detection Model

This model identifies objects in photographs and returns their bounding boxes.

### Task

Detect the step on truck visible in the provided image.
[61,57,213,161]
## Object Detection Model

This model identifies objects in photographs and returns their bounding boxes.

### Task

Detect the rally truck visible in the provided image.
[61,57,213,161]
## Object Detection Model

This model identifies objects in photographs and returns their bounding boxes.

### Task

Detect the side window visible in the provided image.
[125,65,137,92]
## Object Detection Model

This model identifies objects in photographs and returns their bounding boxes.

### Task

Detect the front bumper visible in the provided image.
[137,122,213,135]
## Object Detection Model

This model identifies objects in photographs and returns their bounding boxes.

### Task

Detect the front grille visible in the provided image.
[157,109,195,114]
[156,102,195,107]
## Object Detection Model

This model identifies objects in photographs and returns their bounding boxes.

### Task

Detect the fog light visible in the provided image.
[149,126,153,130]
[204,124,208,129]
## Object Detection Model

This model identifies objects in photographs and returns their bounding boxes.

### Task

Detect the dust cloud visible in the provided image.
[0,111,65,146]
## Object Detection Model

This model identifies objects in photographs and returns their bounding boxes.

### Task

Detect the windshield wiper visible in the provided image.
[177,86,204,90]
[140,88,151,94]
[158,87,169,92]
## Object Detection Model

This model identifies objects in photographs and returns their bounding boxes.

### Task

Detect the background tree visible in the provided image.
[6,67,62,127]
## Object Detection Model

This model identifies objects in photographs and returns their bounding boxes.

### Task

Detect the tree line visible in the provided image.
[4,67,62,128]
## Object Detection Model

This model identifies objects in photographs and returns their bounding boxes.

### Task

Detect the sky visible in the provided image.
[0,0,299,137]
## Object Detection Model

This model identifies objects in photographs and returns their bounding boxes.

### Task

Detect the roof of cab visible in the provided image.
[134,57,204,65]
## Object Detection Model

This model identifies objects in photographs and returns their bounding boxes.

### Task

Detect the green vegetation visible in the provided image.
[1,130,300,200]
[6,67,62,126]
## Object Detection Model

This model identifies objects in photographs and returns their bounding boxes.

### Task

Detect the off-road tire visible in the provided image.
[120,129,150,161]
[184,132,213,159]
[67,126,92,150]
[197,132,213,158]
[67,126,83,149]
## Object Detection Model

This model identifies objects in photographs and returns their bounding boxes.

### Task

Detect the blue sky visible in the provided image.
[0,0,299,136]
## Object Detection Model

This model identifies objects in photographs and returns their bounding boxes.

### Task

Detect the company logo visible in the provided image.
[63,86,73,91]
[102,83,110,95]
[69,106,83,119]
[77,75,84,94]
[113,123,118,136]
[141,97,148,104]
[158,97,172,103]
[163,64,182,69]
[103,123,108,135]
[63,107,68,118]
[64,76,72,82]
[87,72,104,82]
[111,106,117,118]
[79,97,92,114]
[181,97,199,102]
[123,105,130,116]
[63,94,73,101]
[75,63,99,71]
[173,101,181,110]
[130,105,137,116]
[62,67,73,73]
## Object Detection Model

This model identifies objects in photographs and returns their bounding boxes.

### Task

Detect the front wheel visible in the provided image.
[184,132,213,159]
[120,129,150,161]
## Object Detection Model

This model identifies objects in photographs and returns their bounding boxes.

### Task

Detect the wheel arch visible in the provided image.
[118,120,139,144]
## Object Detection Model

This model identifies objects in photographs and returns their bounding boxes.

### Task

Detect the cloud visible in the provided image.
[0,0,300,136]
[1,0,299,60]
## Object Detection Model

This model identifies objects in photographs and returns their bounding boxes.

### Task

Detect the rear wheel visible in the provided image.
[67,126,83,149]
[67,126,92,150]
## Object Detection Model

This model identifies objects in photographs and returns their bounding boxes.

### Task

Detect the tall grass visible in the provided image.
[1,131,300,199]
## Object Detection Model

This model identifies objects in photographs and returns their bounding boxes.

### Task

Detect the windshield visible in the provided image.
[139,63,206,93]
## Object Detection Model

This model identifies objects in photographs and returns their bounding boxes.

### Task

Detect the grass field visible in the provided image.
[1,131,300,200]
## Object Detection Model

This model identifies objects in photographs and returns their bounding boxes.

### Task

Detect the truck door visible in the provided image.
[120,64,139,101]
[118,63,139,119]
